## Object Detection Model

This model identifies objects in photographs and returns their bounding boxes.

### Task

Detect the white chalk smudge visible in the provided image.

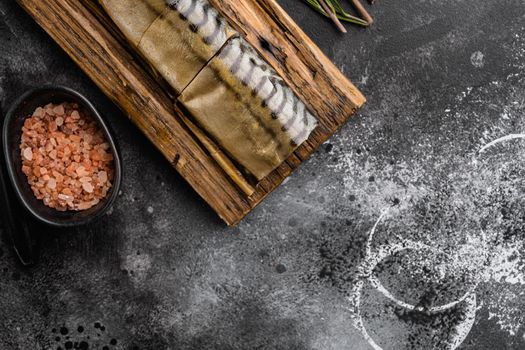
[478,133,525,153]
[122,253,152,284]
[348,212,479,350]
[360,66,370,85]
[470,51,485,68]
[347,133,525,349]
[449,294,478,350]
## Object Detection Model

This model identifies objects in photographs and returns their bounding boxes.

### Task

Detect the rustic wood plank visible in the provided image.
[15,0,365,225]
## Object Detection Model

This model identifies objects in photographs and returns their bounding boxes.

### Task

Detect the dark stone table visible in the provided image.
[1,0,525,349]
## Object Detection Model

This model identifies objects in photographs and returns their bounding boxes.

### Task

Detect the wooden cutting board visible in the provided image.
[16,0,365,225]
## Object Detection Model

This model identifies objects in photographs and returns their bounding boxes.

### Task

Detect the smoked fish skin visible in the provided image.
[100,0,236,93]
[98,0,166,46]
[179,36,318,180]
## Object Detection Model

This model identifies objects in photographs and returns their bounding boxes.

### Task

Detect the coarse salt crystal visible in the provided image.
[82,182,94,193]
[23,147,33,161]
[76,165,87,177]
[98,171,108,183]
[33,107,44,117]
[49,121,57,132]
[77,202,91,210]
[71,110,80,119]
[53,105,65,116]
[58,193,72,201]
[47,178,57,189]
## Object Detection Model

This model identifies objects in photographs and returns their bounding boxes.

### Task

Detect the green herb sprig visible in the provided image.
[302,0,370,27]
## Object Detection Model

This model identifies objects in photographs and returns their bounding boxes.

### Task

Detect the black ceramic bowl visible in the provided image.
[2,86,122,227]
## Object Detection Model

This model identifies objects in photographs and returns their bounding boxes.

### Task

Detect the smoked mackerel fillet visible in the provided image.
[179,36,318,180]
[100,0,319,180]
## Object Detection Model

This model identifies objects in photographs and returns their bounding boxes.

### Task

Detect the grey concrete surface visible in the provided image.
[1,0,525,349]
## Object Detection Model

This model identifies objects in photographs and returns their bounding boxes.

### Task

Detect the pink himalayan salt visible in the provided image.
[20,102,114,211]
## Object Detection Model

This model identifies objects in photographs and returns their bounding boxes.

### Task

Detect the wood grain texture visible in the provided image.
[15,0,365,225]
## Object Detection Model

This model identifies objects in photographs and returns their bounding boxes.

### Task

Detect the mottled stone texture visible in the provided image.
[1,0,525,349]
